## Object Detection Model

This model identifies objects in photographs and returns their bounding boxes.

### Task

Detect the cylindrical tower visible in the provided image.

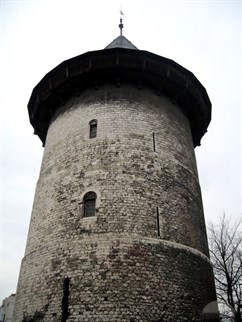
[13,34,218,322]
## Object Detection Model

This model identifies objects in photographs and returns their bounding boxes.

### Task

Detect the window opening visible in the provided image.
[83,192,97,217]
[61,277,70,322]
[152,132,156,152]
[89,120,97,139]
[156,207,160,237]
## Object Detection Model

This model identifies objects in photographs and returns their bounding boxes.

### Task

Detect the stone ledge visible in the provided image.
[22,234,211,265]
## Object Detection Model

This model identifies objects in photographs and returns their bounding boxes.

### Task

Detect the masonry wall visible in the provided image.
[1,294,15,322]
[13,84,217,322]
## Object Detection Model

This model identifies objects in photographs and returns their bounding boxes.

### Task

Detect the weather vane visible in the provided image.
[119,9,124,36]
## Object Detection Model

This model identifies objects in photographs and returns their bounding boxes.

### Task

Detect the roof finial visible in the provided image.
[119,9,124,36]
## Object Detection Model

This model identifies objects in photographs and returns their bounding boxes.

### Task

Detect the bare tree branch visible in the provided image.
[208,214,242,322]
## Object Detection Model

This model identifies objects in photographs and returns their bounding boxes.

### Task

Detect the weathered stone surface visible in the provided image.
[13,84,218,321]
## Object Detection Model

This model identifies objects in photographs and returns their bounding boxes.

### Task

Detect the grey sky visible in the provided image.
[1,0,241,303]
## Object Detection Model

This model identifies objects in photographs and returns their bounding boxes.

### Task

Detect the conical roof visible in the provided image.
[105,35,138,50]
[27,22,211,148]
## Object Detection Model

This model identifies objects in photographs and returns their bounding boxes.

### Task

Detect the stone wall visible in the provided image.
[13,84,217,321]
[1,294,15,322]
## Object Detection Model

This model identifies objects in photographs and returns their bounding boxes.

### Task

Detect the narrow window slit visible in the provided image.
[152,132,156,152]
[61,277,70,322]
[156,207,160,237]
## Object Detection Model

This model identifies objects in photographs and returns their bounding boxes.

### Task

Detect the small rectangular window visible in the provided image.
[83,191,96,217]
[89,120,97,139]
[90,124,97,138]
[84,199,96,217]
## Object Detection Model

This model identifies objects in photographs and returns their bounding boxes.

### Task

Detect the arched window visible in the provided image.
[89,120,97,139]
[83,192,96,217]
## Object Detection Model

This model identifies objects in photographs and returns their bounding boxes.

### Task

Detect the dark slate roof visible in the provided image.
[28,47,211,148]
[105,35,138,49]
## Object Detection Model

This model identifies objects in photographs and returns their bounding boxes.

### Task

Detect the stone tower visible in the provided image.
[13,26,218,322]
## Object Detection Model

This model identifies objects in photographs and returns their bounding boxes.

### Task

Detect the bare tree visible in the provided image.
[208,214,242,322]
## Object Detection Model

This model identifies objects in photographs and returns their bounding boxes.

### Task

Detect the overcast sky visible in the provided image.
[1,0,241,303]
